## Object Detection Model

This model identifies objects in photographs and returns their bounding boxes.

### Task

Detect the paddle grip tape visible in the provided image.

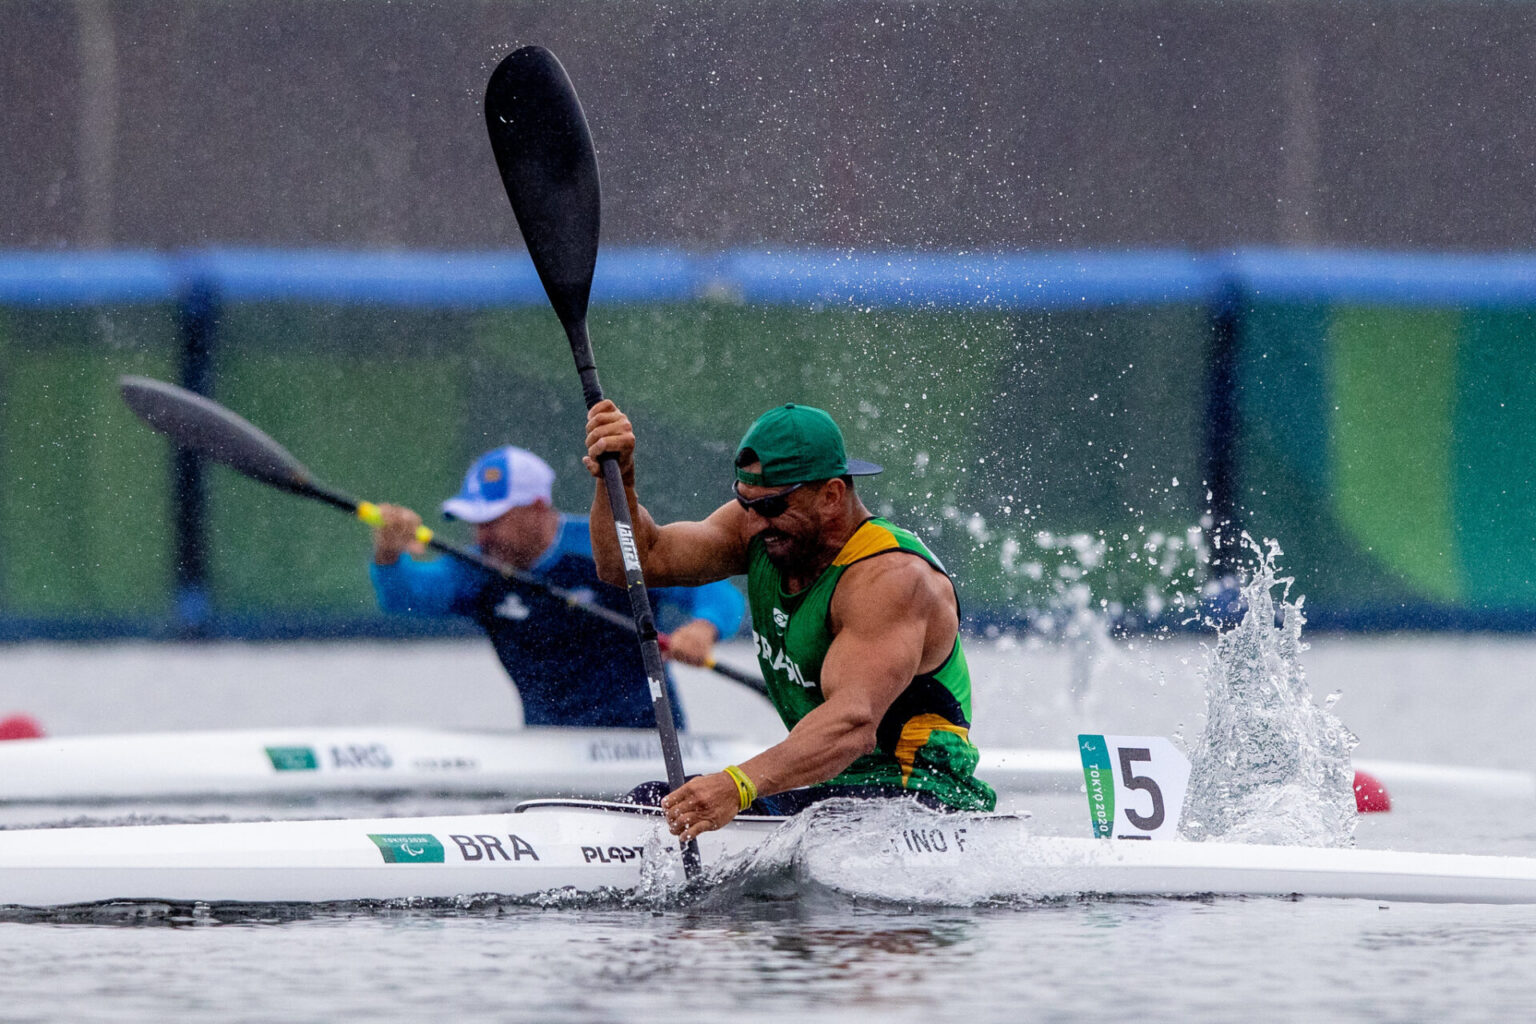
[573,356,604,411]
[355,501,433,544]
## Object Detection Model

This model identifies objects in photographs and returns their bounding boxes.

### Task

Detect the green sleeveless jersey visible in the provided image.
[747,517,996,811]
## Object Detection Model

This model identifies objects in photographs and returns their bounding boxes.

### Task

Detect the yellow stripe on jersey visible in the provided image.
[832,520,901,566]
[892,713,971,786]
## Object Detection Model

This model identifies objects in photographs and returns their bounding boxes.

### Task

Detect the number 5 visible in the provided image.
[1118,747,1165,831]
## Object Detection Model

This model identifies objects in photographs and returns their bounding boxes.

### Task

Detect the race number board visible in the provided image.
[1077,734,1190,841]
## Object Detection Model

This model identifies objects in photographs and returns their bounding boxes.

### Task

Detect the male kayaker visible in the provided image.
[368,445,744,729]
[584,401,996,839]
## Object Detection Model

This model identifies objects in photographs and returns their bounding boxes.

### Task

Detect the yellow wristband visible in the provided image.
[723,764,758,811]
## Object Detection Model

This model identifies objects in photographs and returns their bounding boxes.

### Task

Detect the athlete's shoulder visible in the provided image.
[833,520,956,616]
[834,518,944,571]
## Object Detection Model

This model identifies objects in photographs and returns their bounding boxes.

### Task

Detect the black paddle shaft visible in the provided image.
[486,47,700,875]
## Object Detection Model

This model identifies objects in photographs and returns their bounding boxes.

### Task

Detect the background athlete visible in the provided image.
[584,401,994,839]
[369,445,744,730]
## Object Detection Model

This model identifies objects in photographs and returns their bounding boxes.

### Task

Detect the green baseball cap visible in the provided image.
[734,403,883,487]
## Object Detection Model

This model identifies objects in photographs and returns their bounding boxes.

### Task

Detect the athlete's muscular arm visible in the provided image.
[661,555,958,840]
[584,400,749,586]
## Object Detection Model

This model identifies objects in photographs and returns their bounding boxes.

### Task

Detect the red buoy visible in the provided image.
[0,714,45,740]
[1353,769,1391,813]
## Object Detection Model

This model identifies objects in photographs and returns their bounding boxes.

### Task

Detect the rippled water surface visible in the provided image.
[1,634,1534,1022]
[6,889,1536,1023]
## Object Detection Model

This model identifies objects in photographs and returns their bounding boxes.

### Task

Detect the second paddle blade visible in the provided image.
[119,376,314,496]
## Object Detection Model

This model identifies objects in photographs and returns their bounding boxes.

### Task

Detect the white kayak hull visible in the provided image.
[0,801,773,906]
[1,726,1524,804]
[0,727,764,803]
[2,800,1536,907]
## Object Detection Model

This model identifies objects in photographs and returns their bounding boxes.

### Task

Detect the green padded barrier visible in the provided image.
[0,306,178,617]
[1330,308,1461,603]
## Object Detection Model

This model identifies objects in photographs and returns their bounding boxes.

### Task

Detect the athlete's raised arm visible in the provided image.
[583,400,749,587]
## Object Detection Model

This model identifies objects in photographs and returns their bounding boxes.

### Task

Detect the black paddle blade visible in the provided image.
[485,45,600,330]
[119,376,316,497]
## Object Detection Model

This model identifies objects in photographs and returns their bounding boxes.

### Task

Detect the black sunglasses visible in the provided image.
[732,481,805,518]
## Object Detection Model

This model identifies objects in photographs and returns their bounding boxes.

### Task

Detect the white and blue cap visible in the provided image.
[441,446,555,523]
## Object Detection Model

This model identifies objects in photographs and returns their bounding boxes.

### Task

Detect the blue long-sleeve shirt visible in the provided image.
[369,515,745,729]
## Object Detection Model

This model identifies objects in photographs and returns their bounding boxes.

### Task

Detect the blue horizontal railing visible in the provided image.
[711,248,1222,309]
[0,250,184,306]
[1224,248,1536,309]
[7,246,1536,311]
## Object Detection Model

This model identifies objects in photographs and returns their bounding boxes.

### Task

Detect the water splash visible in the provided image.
[632,819,694,902]
[960,512,1212,634]
[691,799,1058,908]
[1180,538,1358,847]
[980,523,1210,721]
[1025,531,1117,716]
